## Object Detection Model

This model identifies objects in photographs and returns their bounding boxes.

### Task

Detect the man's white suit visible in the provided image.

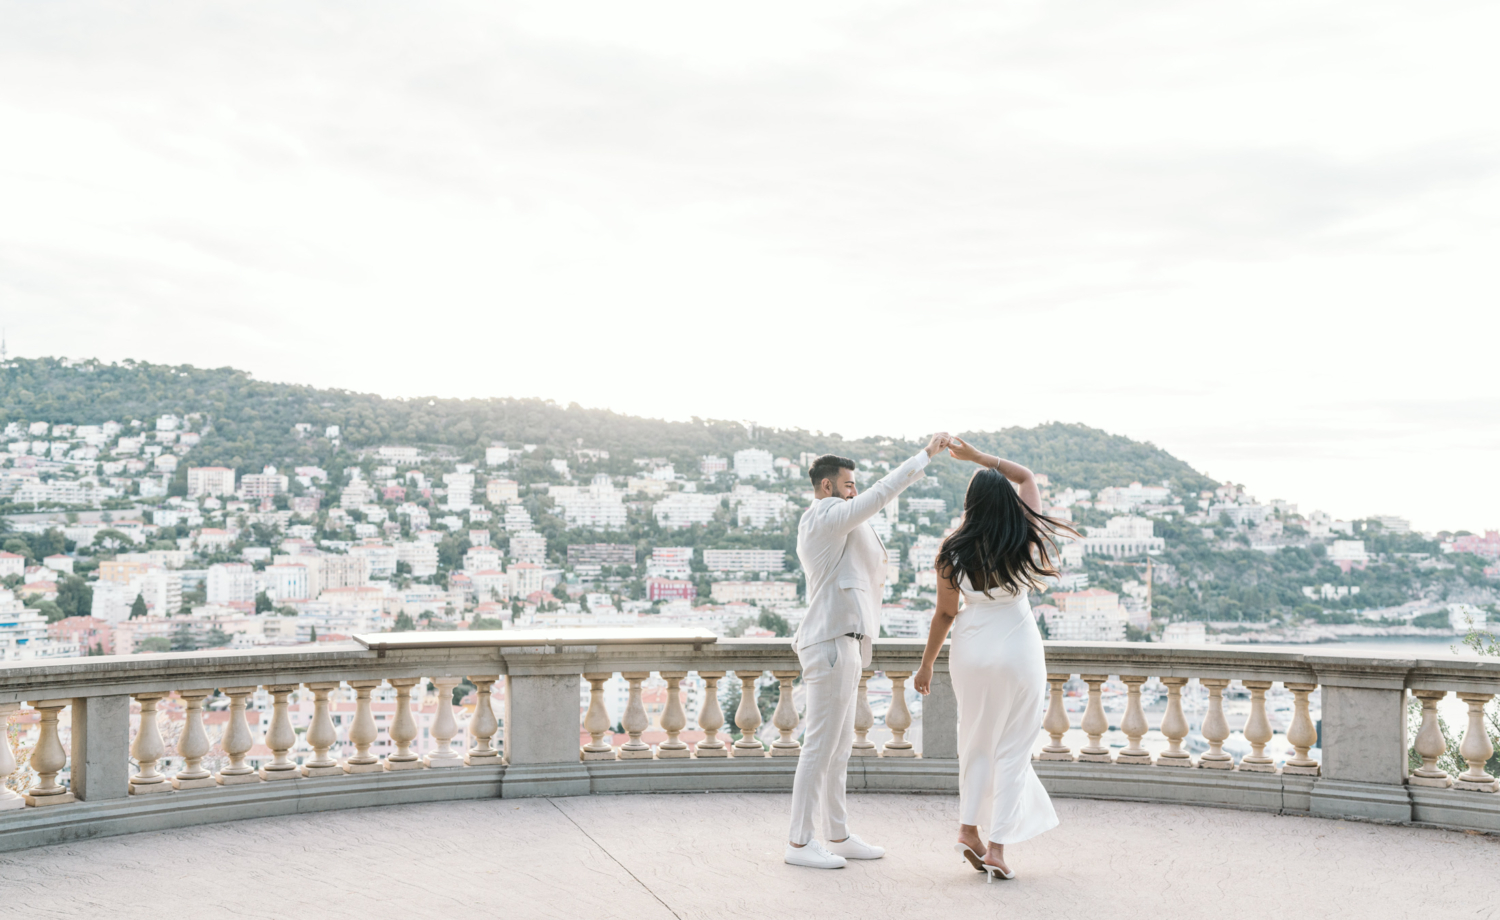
[788,450,931,845]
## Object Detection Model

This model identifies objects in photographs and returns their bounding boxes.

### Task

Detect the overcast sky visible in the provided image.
[2,1,1497,532]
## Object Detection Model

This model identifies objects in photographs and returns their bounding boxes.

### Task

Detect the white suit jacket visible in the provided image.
[794,450,931,664]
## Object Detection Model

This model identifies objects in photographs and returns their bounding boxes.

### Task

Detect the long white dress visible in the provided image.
[950,574,1059,845]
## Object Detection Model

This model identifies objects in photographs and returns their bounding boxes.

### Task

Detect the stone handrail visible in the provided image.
[1,633,1497,852]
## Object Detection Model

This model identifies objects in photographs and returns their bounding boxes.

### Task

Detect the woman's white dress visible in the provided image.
[950,575,1058,845]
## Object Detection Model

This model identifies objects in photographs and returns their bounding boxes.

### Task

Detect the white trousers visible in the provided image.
[788,635,861,845]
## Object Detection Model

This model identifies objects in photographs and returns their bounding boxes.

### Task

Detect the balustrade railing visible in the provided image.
[2,633,1498,852]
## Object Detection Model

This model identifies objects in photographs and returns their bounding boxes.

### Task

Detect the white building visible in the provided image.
[187,466,236,498]
[509,532,548,565]
[556,475,628,531]
[1329,540,1370,566]
[349,544,397,580]
[240,467,288,499]
[733,449,775,480]
[700,456,728,476]
[653,492,722,529]
[880,605,932,639]
[396,542,440,578]
[1448,603,1487,632]
[1162,622,1207,645]
[648,547,695,580]
[909,535,944,574]
[1043,589,1127,641]
[0,591,76,661]
[443,472,475,512]
[486,479,519,504]
[1095,482,1173,512]
[464,547,504,572]
[260,563,310,603]
[709,581,797,605]
[503,504,534,532]
[207,563,257,606]
[731,488,790,530]
[508,563,548,598]
[1082,516,1165,557]
[703,549,786,573]
[485,446,511,467]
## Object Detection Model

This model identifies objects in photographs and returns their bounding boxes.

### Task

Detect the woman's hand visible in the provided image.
[913,664,934,695]
[946,436,984,465]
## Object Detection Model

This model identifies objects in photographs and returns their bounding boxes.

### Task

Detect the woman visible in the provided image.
[913,437,1075,882]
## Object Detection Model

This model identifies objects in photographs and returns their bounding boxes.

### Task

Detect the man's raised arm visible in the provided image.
[814,432,949,537]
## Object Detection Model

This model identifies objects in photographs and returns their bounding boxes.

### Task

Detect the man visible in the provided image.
[784,432,949,869]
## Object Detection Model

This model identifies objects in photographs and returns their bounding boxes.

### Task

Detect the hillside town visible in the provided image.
[2,413,1496,664]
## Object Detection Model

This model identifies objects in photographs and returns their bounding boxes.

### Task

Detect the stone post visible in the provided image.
[341,680,384,774]
[173,690,216,789]
[656,672,690,759]
[1238,681,1275,772]
[920,667,960,760]
[770,671,801,756]
[693,672,728,757]
[504,672,591,797]
[1407,690,1452,788]
[258,685,302,781]
[1117,676,1152,764]
[384,678,424,771]
[581,673,616,761]
[731,671,765,756]
[464,675,502,765]
[1283,683,1320,776]
[1198,679,1233,770]
[1039,674,1074,761]
[25,700,75,805]
[1454,693,1499,792]
[617,673,653,759]
[128,692,172,794]
[301,682,344,777]
[1077,675,1112,763]
[882,671,917,758]
[1156,677,1193,767]
[424,677,464,768]
[216,687,262,785]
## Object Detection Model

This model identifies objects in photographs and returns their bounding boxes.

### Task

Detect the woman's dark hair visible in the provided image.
[938,467,1078,597]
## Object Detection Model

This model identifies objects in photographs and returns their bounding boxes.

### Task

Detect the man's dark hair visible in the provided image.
[808,454,855,491]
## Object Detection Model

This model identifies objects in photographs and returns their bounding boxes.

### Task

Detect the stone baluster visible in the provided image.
[656,672,691,759]
[1454,692,1500,792]
[581,673,617,761]
[385,678,424,771]
[465,675,502,765]
[1197,679,1233,770]
[341,680,384,774]
[1283,683,1321,775]
[300,682,343,777]
[618,672,654,759]
[216,687,262,785]
[1407,690,1453,788]
[1238,680,1276,773]
[424,677,464,768]
[23,700,74,805]
[693,671,728,758]
[732,671,765,756]
[1077,674,1112,762]
[1156,677,1193,767]
[770,670,802,756]
[852,670,878,757]
[1116,675,1152,764]
[172,690,215,789]
[883,671,917,758]
[1,702,27,810]
[129,692,172,794]
[1039,674,1074,761]
[259,685,301,781]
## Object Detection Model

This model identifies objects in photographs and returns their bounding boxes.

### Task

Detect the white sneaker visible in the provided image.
[785,840,847,869]
[826,833,885,860]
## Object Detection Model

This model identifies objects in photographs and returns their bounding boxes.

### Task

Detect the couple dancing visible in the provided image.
[786,433,1074,882]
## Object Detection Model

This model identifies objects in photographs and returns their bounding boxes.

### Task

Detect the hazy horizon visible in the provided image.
[2,1,1496,532]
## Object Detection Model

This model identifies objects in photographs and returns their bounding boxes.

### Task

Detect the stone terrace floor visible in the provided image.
[4,793,1498,919]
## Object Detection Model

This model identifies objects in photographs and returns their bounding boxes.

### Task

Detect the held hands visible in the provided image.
[913,664,933,695]
[924,432,952,458]
[946,436,983,464]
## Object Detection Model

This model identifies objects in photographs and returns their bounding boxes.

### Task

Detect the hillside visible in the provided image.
[0,356,1218,500]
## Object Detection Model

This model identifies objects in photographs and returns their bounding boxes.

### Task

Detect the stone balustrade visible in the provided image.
[1,631,1498,852]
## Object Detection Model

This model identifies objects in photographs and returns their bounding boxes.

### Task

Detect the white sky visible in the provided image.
[2,1,1497,532]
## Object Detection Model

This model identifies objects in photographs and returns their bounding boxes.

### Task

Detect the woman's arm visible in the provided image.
[947,436,1042,513]
[913,567,962,694]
